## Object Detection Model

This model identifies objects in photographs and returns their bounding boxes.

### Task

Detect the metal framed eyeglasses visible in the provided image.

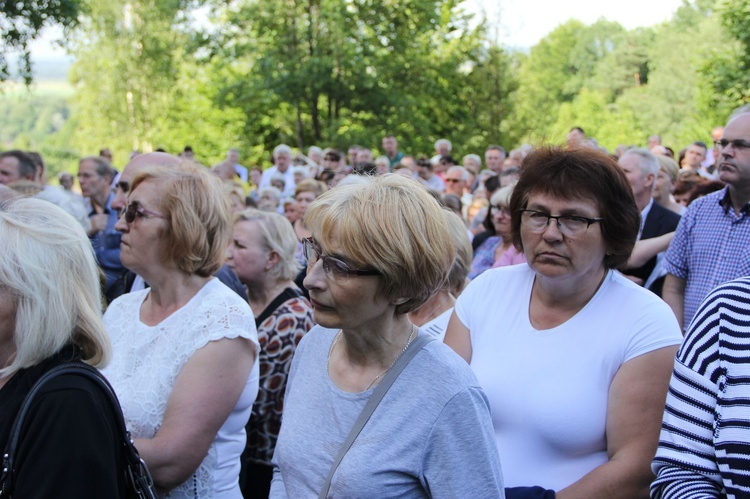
[302,237,381,279]
[519,209,603,237]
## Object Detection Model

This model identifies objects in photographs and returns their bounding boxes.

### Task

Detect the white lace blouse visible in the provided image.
[103,278,260,498]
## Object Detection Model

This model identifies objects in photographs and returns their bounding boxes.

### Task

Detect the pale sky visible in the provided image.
[29,0,684,59]
[464,0,684,48]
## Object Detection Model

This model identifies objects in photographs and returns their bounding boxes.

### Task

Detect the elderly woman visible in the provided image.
[103,163,259,498]
[226,208,315,499]
[445,147,683,498]
[468,184,525,279]
[0,198,125,497]
[270,175,504,497]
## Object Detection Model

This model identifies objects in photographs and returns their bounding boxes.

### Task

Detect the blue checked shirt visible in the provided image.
[665,187,750,329]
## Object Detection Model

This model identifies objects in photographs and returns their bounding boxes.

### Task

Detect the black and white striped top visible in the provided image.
[651,276,750,498]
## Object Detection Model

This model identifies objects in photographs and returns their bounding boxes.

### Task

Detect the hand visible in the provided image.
[89,214,109,233]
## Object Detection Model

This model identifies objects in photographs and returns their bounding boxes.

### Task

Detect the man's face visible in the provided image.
[485,150,503,173]
[227,150,239,164]
[356,149,373,163]
[684,144,707,169]
[382,137,397,155]
[717,114,750,188]
[619,154,653,210]
[348,148,359,165]
[436,142,450,156]
[0,157,22,185]
[275,152,291,172]
[59,174,74,190]
[444,170,466,196]
[77,160,110,199]
[417,164,432,180]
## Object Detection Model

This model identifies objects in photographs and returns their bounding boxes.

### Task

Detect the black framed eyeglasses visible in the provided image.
[714,139,750,151]
[123,202,165,224]
[519,209,603,237]
[302,237,381,279]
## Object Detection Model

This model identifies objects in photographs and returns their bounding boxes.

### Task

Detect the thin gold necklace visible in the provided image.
[328,325,417,390]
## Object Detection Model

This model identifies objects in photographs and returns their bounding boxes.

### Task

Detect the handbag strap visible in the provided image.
[318,333,435,499]
[1,363,153,497]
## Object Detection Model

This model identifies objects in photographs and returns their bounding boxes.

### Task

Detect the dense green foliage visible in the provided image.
[2,0,749,177]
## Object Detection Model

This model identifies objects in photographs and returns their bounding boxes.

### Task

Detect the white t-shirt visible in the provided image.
[421,307,453,341]
[103,278,260,498]
[455,264,682,491]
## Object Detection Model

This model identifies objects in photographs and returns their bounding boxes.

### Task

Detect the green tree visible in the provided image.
[0,0,80,84]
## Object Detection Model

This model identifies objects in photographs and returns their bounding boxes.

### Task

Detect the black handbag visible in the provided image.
[0,363,156,499]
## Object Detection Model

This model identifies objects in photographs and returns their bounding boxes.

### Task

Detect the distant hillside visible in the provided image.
[6,56,73,83]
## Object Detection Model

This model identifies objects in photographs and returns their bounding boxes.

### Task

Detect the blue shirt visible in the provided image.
[664,187,750,329]
[88,192,123,290]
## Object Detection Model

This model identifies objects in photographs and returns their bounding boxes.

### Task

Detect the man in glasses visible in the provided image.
[663,104,750,331]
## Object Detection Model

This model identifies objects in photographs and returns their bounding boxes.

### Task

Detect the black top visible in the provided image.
[0,346,127,498]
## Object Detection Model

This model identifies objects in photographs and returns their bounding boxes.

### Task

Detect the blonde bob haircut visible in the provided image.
[294,178,327,199]
[0,198,110,376]
[304,174,456,315]
[130,161,231,277]
[234,208,302,281]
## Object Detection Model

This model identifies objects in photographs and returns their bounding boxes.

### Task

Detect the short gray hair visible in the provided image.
[729,104,750,120]
[273,144,293,158]
[446,165,469,181]
[434,139,452,152]
[79,156,114,180]
[622,148,660,177]
[0,198,110,376]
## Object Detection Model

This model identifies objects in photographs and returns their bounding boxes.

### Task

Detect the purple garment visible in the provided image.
[469,236,525,280]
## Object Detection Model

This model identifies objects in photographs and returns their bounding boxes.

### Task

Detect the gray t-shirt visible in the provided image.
[270,326,505,498]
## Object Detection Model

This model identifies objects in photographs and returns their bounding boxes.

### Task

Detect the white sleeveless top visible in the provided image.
[103,278,260,498]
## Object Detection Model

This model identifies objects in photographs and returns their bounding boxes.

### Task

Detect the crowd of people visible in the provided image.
[0,103,749,498]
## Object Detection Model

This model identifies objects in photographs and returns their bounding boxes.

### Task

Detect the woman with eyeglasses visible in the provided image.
[225,208,314,499]
[468,184,526,280]
[270,175,504,497]
[445,147,682,498]
[103,163,260,498]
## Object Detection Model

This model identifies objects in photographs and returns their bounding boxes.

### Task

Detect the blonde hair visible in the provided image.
[305,174,455,314]
[443,209,472,296]
[294,178,327,199]
[657,155,680,184]
[0,198,110,376]
[131,161,231,277]
[234,209,302,281]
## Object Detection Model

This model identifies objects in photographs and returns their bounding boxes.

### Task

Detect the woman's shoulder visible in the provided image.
[464,263,532,297]
[408,338,482,396]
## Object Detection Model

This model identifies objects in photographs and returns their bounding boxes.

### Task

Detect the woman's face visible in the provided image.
[226,220,271,286]
[303,232,391,331]
[491,203,512,236]
[114,180,170,274]
[521,192,607,283]
[295,191,317,218]
[653,171,673,202]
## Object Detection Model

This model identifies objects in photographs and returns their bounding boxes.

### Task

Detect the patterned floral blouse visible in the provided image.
[244,287,315,466]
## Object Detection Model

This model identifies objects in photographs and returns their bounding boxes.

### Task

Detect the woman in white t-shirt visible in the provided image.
[446,146,683,498]
[103,163,259,498]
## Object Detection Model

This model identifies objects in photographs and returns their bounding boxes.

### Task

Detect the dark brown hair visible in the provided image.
[509,146,640,270]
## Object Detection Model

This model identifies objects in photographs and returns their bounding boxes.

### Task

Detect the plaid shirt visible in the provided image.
[665,187,750,329]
